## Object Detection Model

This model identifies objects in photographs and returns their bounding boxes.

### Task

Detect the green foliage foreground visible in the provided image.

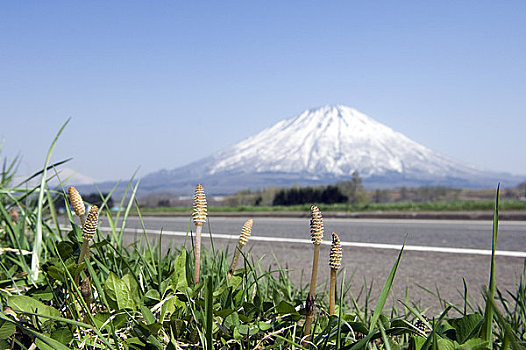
[0,146,525,348]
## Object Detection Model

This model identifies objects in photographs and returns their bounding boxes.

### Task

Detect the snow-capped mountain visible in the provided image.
[208,105,475,179]
[136,105,518,194]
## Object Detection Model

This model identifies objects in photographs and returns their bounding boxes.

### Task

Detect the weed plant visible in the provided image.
[0,137,524,349]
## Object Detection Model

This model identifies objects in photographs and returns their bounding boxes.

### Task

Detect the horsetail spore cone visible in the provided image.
[303,205,323,345]
[238,219,253,246]
[68,186,86,226]
[192,184,207,226]
[82,205,99,242]
[192,184,207,284]
[76,205,98,285]
[310,205,323,245]
[228,219,253,280]
[329,232,342,315]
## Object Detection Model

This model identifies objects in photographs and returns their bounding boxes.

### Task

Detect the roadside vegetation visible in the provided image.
[136,172,526,213]
[137,199,526,214]
[0,132,525,349]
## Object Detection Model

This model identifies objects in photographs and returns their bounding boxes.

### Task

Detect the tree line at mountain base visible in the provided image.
[137,172,526,208]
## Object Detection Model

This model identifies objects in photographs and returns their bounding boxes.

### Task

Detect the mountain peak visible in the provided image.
[137,105,516,194]
[208,105,427,177]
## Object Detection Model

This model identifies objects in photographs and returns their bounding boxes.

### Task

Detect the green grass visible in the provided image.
[140,199,526,214]
[0,138,525,349]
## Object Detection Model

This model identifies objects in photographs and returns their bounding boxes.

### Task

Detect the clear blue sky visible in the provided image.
[1,1,525,182]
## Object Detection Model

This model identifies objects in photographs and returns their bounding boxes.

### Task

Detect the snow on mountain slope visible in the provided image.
[135,105,517,194]
[207,105,478,179]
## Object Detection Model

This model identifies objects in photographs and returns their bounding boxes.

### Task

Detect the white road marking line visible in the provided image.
[98,226,526,258]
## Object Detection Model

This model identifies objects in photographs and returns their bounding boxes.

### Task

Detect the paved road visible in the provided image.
[96,215,526,314]
[116,215,526,252]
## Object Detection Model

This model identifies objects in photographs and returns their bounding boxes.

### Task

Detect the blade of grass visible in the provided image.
[337,269,346,349]
[14,158,71,188]
[117,178,140,247]
[0,311,116,350]
[205,277,213,349]
[368,239,405,333]
[480,184,500,347]
[31,119,69,282]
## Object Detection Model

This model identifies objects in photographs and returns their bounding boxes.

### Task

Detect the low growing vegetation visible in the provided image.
[0,136,524,349]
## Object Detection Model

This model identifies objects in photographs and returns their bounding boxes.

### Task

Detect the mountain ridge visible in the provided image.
[134,105,520,194]
[77,105,523,196]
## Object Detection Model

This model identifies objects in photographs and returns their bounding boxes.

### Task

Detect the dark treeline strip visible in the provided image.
[272,185,347,205]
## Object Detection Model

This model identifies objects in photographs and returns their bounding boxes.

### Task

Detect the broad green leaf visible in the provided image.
[449,314,483,344]
[46,266,66,282]
[238,314,253,323]
[122,274,141,307]
[35,338,57,350]
[227,275,242,289]
[32,290,54,302]
[171,319,185,338]
[437,338,456,350]
[0,320,15,339]
[160,295,184,321]
[141,305,155,324]
[233,325,243,340]
[458,338,490,350]
[56,241,74,260]
[7,295,60,318]
[145,289,161,302]
[212,284,227,297]
[33,332,70,350]
[258,321,272,331]
[224,311,240,330]
[93,312,110,330]
[104,272,121,310]
[237,324,249,335]
[103,272,139,310]
[51,327,73,345]
[126,337,146,347]
[215,308,235,319]
[346,321,369,335]
[276,301,298,315]
[411,336,427,350]
[169,248,188,292]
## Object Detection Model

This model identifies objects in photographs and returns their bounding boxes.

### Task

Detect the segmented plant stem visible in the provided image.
[303,205,323,346]
[194,224,203,284]
[330,268,337,315]
[228,244,242,280]
[329,232,342,315]
[304,244,320,343]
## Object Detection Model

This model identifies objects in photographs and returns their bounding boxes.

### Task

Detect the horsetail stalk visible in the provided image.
[192,184,207,284]
[76,205,98,285]
[228,219,253,280]
[329,232,342,315]
[303,205,323,345]
[68,186,86,227]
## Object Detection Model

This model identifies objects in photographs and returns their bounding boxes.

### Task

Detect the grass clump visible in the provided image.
[138,199,526,215]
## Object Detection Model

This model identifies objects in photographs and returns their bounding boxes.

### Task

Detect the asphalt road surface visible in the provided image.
[97,215,526,314]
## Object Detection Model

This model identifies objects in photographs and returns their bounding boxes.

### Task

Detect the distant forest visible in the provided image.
[138,173,526,208]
